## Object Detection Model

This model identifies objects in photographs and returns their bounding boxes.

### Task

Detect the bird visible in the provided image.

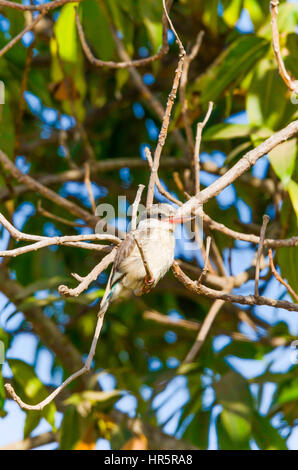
[98,203,184,315]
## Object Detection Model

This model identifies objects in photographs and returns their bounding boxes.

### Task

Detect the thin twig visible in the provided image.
[14,40,34,157]
[179,31,205,152]
[0,211,120,258]
[0,432,57,450]
[58,130,78,170]
[198,236,211,284]
[0,149,100,229]
[0,0,84,11]
[268,249,298,302]
[270,1,298,94]
[203,213,298,248]
[194,102,214,194]
[0,10,47,59]
[5,306,107,411]
[255,215,270,296]
[58,249,117,297]
[0,158,281,203]
[176,120,298,217]
[133,235,154,282]
[75,2,170,69]
[37,200,86,228]
[145,147,182,206]
[146,0,186,209]
[184,299,225,362]
[172,261,298,312]
[131,184,145,231]
[84,163,97,214]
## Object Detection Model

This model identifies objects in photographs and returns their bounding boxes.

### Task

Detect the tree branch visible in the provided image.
[75,1,171,69]
[172,261,298,312]
[177,120,298,216]
[270,0,298,94]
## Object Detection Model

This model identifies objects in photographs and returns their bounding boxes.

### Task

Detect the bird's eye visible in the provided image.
[157,213,162,220]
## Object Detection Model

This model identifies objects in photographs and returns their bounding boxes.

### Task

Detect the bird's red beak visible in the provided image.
[167,216,193,224]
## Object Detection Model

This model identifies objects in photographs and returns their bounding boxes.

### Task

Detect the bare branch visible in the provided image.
[131,184,145,231]
[255,215,270,296]
[5,306,107,411]
[132,234,154,283]
[198,236,211,284]
[146,1,186,209]
[0,149,99,228]
[143,309,201,332]
[37,200,86,228]
[177,120,298,216]
[0,157,276,203]
[0,11,46,59]
[0,432,57,450]
[145,147,182,206]
[269,248,298,302]
[179,31,205,152]
[0,211,120,257]
[203,213,298,248]
[84,162,97,214]
[75,1,171,68]
[270,0,298,94]
[0,0,84,11]
[194,102,214,194]
[172,261,298,312]
[58,249,117,297]
[184,299,225,362]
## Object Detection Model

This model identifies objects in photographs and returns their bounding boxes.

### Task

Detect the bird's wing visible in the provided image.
[110,232,137,288]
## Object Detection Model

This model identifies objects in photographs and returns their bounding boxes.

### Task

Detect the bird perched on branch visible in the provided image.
[99,203,185,315]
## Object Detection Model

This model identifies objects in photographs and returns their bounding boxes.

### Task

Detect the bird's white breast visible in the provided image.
[119,221,175,292]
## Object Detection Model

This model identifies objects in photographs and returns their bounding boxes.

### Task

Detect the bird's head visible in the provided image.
[138,203,189,232]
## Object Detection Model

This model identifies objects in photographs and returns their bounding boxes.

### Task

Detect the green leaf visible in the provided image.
[138,0,163,53]
[193,36,269,104]
[276,201,298,296]
[244,0,268,30]
[246,58,297,131]
[24,412,42,440]
[0,95,15,157]
[0,368,5,411]
[217,409,251,450]
[106,0,133,53]
[182,410,211,449]
[288,179,298,221]
[203,123,251,141]
[218,340,271,360]
[54,3,78,65]
[258,3,298,38]
[9,359,56,437]
[269,138,297,187]
[64,390,122,410]
[252,414,287,450]
[81,0,115,61]
[202,0,223,35]
[221,0,243,27]
[51,2,86,120]
[278,377,298,406]
[60,405,81,450]
[214,370,254,417]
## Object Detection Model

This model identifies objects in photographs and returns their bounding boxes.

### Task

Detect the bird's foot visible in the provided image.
[142,275,155,293]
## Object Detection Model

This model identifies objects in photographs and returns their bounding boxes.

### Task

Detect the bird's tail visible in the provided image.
[97,269,123,317]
